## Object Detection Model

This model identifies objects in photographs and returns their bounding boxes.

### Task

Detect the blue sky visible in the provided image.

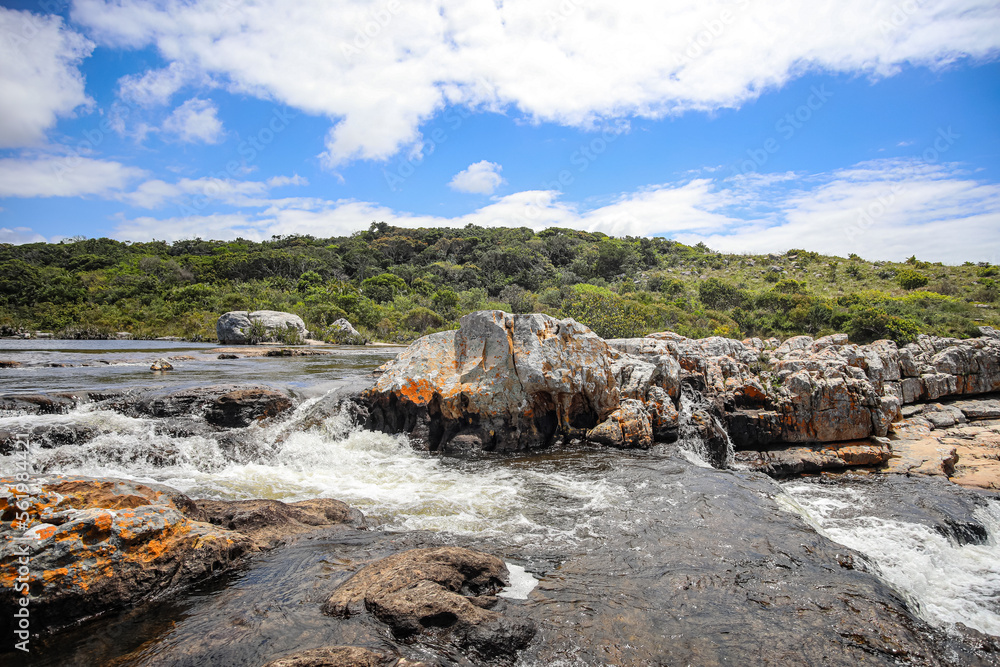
[1,0,999,262]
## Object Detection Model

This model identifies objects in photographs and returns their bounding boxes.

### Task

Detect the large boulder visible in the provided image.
[363,311,620,452]
[326,318,367,345]
[323,547,536,660]
[0,476,367,634]
[0,476,253,633]
[216,310,307,344]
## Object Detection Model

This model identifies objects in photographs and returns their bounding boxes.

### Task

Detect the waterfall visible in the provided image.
[675,383,735,469]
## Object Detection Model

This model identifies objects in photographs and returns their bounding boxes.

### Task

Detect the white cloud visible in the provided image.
[0,226,48,244]
[0,156,145,198]
[448,161,505,195]
[163,98,224,144]
[694,159,1000,262]
[117,61,194,107]
[121,174,308,209]
[72,0,1000,167]
[0,8,93,148]
[267,174,309,188]
[108,158,1000,263]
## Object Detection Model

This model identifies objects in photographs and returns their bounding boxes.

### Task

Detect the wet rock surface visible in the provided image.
[195,497,367,549]
[9,455,997,667]
[0,475,371,636]
[0,475,253,634]
[324,546,536,659]
[128,384,295,427]
[262,645,423,667]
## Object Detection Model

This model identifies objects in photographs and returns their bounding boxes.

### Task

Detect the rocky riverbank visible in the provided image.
[359,310,1000,476]
[1,311,999,665]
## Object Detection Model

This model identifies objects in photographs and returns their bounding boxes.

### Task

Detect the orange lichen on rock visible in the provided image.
[399,378,435,405]
[0,475,255,633]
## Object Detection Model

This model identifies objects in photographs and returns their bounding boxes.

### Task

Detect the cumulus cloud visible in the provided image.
[449,161,505,194]
[0,156,146,198]
[117,61,194,107]
[71,0,1000,167]
[108,158,1000,263]
[0,8,93,148]
[163,98,224,144]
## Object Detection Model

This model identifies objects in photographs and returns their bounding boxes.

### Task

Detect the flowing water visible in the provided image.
[1,341,999,666]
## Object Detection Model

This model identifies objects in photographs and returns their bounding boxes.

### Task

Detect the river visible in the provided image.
[1,340,998,666]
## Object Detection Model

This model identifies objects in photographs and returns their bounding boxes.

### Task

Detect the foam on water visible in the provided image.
[499,563,539,600]
[0,397,622,547]
[781,481,1000,637]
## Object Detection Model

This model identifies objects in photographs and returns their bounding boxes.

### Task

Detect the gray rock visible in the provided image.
[216,310,307,344]
[327,318,367,345]
[949,398,1000,420]
[150,358,173,371]
[363,310,620,452]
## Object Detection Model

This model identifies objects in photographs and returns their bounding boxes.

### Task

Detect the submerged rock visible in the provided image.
[262,646,415,667]
[150,358,173,371]
[131,384,294,427]
[735,440,893,476]
[324,546,536,660]
[194,498,366,549]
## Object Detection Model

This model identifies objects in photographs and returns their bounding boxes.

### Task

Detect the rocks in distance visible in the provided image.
[216,310,308,344]
[361,310,1000,466]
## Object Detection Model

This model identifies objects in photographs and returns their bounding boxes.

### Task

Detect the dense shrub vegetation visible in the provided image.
[1,224,997,344]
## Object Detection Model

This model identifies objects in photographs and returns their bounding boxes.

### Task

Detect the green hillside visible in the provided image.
[1,223,997,344]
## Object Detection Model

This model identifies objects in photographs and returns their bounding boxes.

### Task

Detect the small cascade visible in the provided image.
[676,384,735,469]
[781,480,1000,636]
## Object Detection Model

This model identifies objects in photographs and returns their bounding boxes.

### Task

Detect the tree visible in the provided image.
[362,273,408,303]
[698,278,746,309]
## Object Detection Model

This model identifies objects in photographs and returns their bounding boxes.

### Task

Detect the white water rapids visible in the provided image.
[0,396,624,548]
[2,388,999,640]
[780,481,1000,637]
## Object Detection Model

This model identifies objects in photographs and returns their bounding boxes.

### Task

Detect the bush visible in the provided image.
[403,307,444,332]
[698,278,746,309]
[499,285,535,314]
[563,285,650,339]
[847,305,919,345]
[772,278,807,295]
[896,269,929,290]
